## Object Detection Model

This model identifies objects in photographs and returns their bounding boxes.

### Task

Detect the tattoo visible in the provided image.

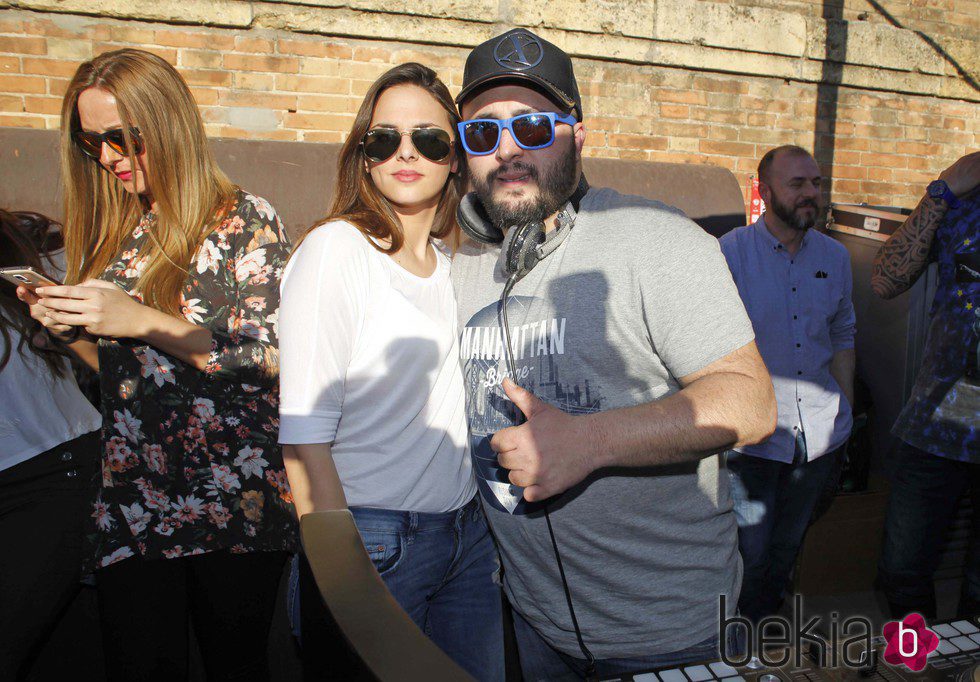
[871,195,947,298]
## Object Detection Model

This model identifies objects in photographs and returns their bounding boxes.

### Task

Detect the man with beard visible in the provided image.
[452,28,776,680]
[719,145,856,624]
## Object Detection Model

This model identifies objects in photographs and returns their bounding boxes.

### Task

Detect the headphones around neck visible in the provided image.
[456,175,590,246]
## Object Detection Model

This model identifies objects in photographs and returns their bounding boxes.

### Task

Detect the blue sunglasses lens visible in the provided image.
[511,115,553,148]
[462,120,501,154]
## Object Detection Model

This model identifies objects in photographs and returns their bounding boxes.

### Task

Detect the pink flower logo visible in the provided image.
[883,614,939,671]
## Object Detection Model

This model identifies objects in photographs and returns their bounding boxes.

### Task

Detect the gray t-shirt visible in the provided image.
[452,187,756,658]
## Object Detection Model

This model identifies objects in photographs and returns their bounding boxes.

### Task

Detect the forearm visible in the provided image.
[135,307,213,371]
[830,348,856,408]
[66,337,100,371]
[282,443,349,518]
[590,364,776,469]
[871,194,945,299]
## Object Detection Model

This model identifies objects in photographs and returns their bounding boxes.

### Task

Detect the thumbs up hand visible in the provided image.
[490,378,600,502]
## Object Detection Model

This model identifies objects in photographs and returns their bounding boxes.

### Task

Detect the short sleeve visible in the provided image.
[640,217,756,379]
[278,223,372,444]
[201,192,291,387]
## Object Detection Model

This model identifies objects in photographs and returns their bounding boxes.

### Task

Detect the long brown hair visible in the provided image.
[60,49,236,316]
[311,62,464,253]
[0,210,69,376]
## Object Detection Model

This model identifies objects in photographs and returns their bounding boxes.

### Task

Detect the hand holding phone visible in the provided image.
[0,266,63,289]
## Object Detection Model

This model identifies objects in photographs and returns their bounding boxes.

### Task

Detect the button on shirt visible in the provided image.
[720,216,856,462]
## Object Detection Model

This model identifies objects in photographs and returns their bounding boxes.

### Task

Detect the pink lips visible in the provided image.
[115,170,133,181]
[392,171,422,182]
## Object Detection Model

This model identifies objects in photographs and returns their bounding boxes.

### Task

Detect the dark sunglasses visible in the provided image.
[361,127,453,163]
[457,112,577,156]
[73,127,144,159]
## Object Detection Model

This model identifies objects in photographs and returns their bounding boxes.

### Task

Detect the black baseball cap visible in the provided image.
[456,28,583,120]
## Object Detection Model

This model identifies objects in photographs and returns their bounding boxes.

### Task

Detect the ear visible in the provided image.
[758,179,772,205]
[573,121,586,154]
[450,147,459,175]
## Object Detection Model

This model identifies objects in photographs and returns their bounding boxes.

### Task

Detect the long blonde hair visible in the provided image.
[60,49,235,316]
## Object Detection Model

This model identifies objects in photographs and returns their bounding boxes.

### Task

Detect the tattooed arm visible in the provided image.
[870,195,947,299]
[872,151,980,299]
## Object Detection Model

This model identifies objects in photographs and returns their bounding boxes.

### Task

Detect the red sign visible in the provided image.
[749,176,765,224]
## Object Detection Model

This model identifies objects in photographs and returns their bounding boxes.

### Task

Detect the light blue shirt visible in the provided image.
[720,215,856,462]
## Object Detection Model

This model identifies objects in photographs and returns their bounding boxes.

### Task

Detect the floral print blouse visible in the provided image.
[84,189,298,572]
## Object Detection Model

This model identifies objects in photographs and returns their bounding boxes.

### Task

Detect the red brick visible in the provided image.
[302,131,346,143]
[0,36,47,55]
[659,104,689,119]
[180,69,233,87]
[154,30,235,51]
[180,50,223,70]
[235,37,275,53]
[0,56,19,73]
[22,57,78,77]
[296,94,350,112]
[219,90,297,111]
[861,152,908,168]
[0,114,45,129]
[352,46,392,62]
[283,112,355,130]
[276,74,348,94]
[0,74,46,94]
[700,139,756,156]
[0,95,22,112]
[47,77,70,97]
[223,54,299,73]
[188,87,220,106]
[23,96,61,115]
[607,134,668,151]
[693,76,749,95]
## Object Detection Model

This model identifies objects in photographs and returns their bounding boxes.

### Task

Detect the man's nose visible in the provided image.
[495,127,522,162]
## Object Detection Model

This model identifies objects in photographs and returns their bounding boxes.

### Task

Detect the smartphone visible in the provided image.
[0,266,63,289]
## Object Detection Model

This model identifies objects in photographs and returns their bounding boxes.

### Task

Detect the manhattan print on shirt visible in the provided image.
[461,295,604,515]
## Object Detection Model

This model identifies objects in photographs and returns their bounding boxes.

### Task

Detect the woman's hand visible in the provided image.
[15,285,75,337]
[35,279,151,340]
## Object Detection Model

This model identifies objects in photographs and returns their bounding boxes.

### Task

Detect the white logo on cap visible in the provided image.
[493,33,543,70]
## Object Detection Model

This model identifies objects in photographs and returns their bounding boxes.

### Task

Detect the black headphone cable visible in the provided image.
[497,262,598,680]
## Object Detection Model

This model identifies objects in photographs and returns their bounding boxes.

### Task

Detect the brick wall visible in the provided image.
[0,2,977,212]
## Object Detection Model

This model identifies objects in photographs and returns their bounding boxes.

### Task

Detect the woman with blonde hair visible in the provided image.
[17,48,296,680]
[278,62,503,680]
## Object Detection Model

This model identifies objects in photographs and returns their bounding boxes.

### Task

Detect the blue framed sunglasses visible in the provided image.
[457,112,577,156]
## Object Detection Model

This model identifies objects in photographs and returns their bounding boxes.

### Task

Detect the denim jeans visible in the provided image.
[512,608,737,681]
[298,496,504,682]
[727,445,841,623]
[877,440,980,619]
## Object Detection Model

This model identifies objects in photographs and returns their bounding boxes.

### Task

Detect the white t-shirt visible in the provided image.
[278,221,475,513]
[1,249,101,472]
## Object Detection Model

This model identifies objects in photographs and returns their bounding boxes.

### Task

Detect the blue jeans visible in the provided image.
[727,445,841,623]
[512,609,736,681]
[877,440,980,619]
[298,496,504,682]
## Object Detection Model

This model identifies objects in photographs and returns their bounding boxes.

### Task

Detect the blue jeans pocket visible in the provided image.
[359,529,404,577]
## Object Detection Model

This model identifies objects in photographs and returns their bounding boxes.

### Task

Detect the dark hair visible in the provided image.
[757,145,813,185]
[303,62,464,253]
[0,210,69,376]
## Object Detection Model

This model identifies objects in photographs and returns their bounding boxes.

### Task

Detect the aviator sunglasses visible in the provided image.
[73,127,144,160]
[457,112,577,156]
[360,127,453,163]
